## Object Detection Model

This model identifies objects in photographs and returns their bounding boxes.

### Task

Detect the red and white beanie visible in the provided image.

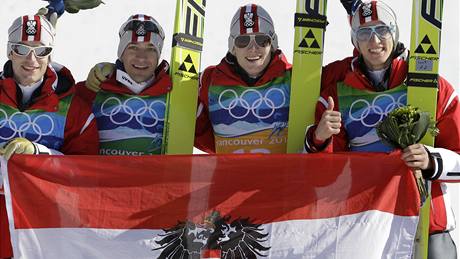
[7,15,55,56]
[350,0,399,48]
[117,14,165,59]
[228,4,278,53]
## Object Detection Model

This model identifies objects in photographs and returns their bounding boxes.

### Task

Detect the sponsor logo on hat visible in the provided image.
[243,12,255,28]
[25,20,38,36]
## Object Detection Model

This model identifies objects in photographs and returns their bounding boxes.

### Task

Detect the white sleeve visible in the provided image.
[33,143,64,156]
[425,146,460,181]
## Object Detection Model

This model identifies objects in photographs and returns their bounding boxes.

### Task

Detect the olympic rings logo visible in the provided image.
[348,93,406,127]
[100,96,166,128]
[0,110,55,142]
[218,88,286,119]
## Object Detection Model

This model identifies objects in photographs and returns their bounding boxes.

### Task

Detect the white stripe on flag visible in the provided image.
[10,211,417,259]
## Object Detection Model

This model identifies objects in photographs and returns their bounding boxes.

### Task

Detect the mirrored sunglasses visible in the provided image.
[9,43,53,58]
[234,34,272,49]
[356,25,394,42]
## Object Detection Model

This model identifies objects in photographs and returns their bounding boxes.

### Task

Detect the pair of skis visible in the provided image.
[162,0,206,155]
[408,0,444,258]
[287,0,328,153]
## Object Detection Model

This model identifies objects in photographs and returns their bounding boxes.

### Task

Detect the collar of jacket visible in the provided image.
[345,42,408,91]
[101,59,172,96]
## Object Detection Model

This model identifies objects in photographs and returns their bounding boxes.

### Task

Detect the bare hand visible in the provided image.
[401,144,432,170]
[314,96,342,141]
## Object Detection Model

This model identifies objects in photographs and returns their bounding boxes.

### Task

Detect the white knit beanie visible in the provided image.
[7,15,55,57]
[117,14,165,59]
[350,0,398,49]
[228,4,278,53]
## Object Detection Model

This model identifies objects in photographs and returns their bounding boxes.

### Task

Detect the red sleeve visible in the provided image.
[61,82,99,155]
[305,59,352,153]
[321,57,353,93]
[434,76,460,153]
[194,67,216,153]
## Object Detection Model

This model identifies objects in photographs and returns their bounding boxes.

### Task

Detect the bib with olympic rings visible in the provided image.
[92,91,167,155]
[208,72,290,154]
[337,82,407,152]
[0,95,71,150]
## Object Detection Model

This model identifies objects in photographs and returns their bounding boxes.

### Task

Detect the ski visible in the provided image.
[287,0,328,153]
[406,0,444,258]
[162,0,206,154]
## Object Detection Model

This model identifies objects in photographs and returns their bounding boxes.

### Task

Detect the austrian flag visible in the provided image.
[1,153,420,258]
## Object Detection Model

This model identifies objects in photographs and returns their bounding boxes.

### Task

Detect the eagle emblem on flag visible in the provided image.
[153,211,270,258]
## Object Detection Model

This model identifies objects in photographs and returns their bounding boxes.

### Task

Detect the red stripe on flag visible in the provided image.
[33,15,41,42]
[251,4,259,33]
[7,152,419,230]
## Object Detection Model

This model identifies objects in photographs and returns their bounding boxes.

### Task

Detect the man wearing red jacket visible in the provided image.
[195,4,292,154]
[305,1,460,258]
[78,14,171,155]
[0,14,99,259]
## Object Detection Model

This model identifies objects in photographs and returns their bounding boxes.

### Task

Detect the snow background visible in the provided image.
[1,0,459,253]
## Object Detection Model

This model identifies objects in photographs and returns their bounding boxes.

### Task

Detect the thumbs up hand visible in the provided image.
[314,96,342,141]
[326,96,335,111]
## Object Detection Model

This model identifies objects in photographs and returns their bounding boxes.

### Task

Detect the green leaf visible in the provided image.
[412,112,430,143]
[375,105,439,149]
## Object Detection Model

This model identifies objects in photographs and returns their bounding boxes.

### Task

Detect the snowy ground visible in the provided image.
[1,0,459,254]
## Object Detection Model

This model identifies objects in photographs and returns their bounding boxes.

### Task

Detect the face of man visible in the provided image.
[356,21,394,71]
[9,41,50,86]
[121,42,159,83]
[233,33,272,78]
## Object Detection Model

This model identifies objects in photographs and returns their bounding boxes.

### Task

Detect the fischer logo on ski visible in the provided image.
[298,30,320,49]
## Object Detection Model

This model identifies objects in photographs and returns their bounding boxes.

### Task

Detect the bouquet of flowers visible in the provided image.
[376,105,439,201]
